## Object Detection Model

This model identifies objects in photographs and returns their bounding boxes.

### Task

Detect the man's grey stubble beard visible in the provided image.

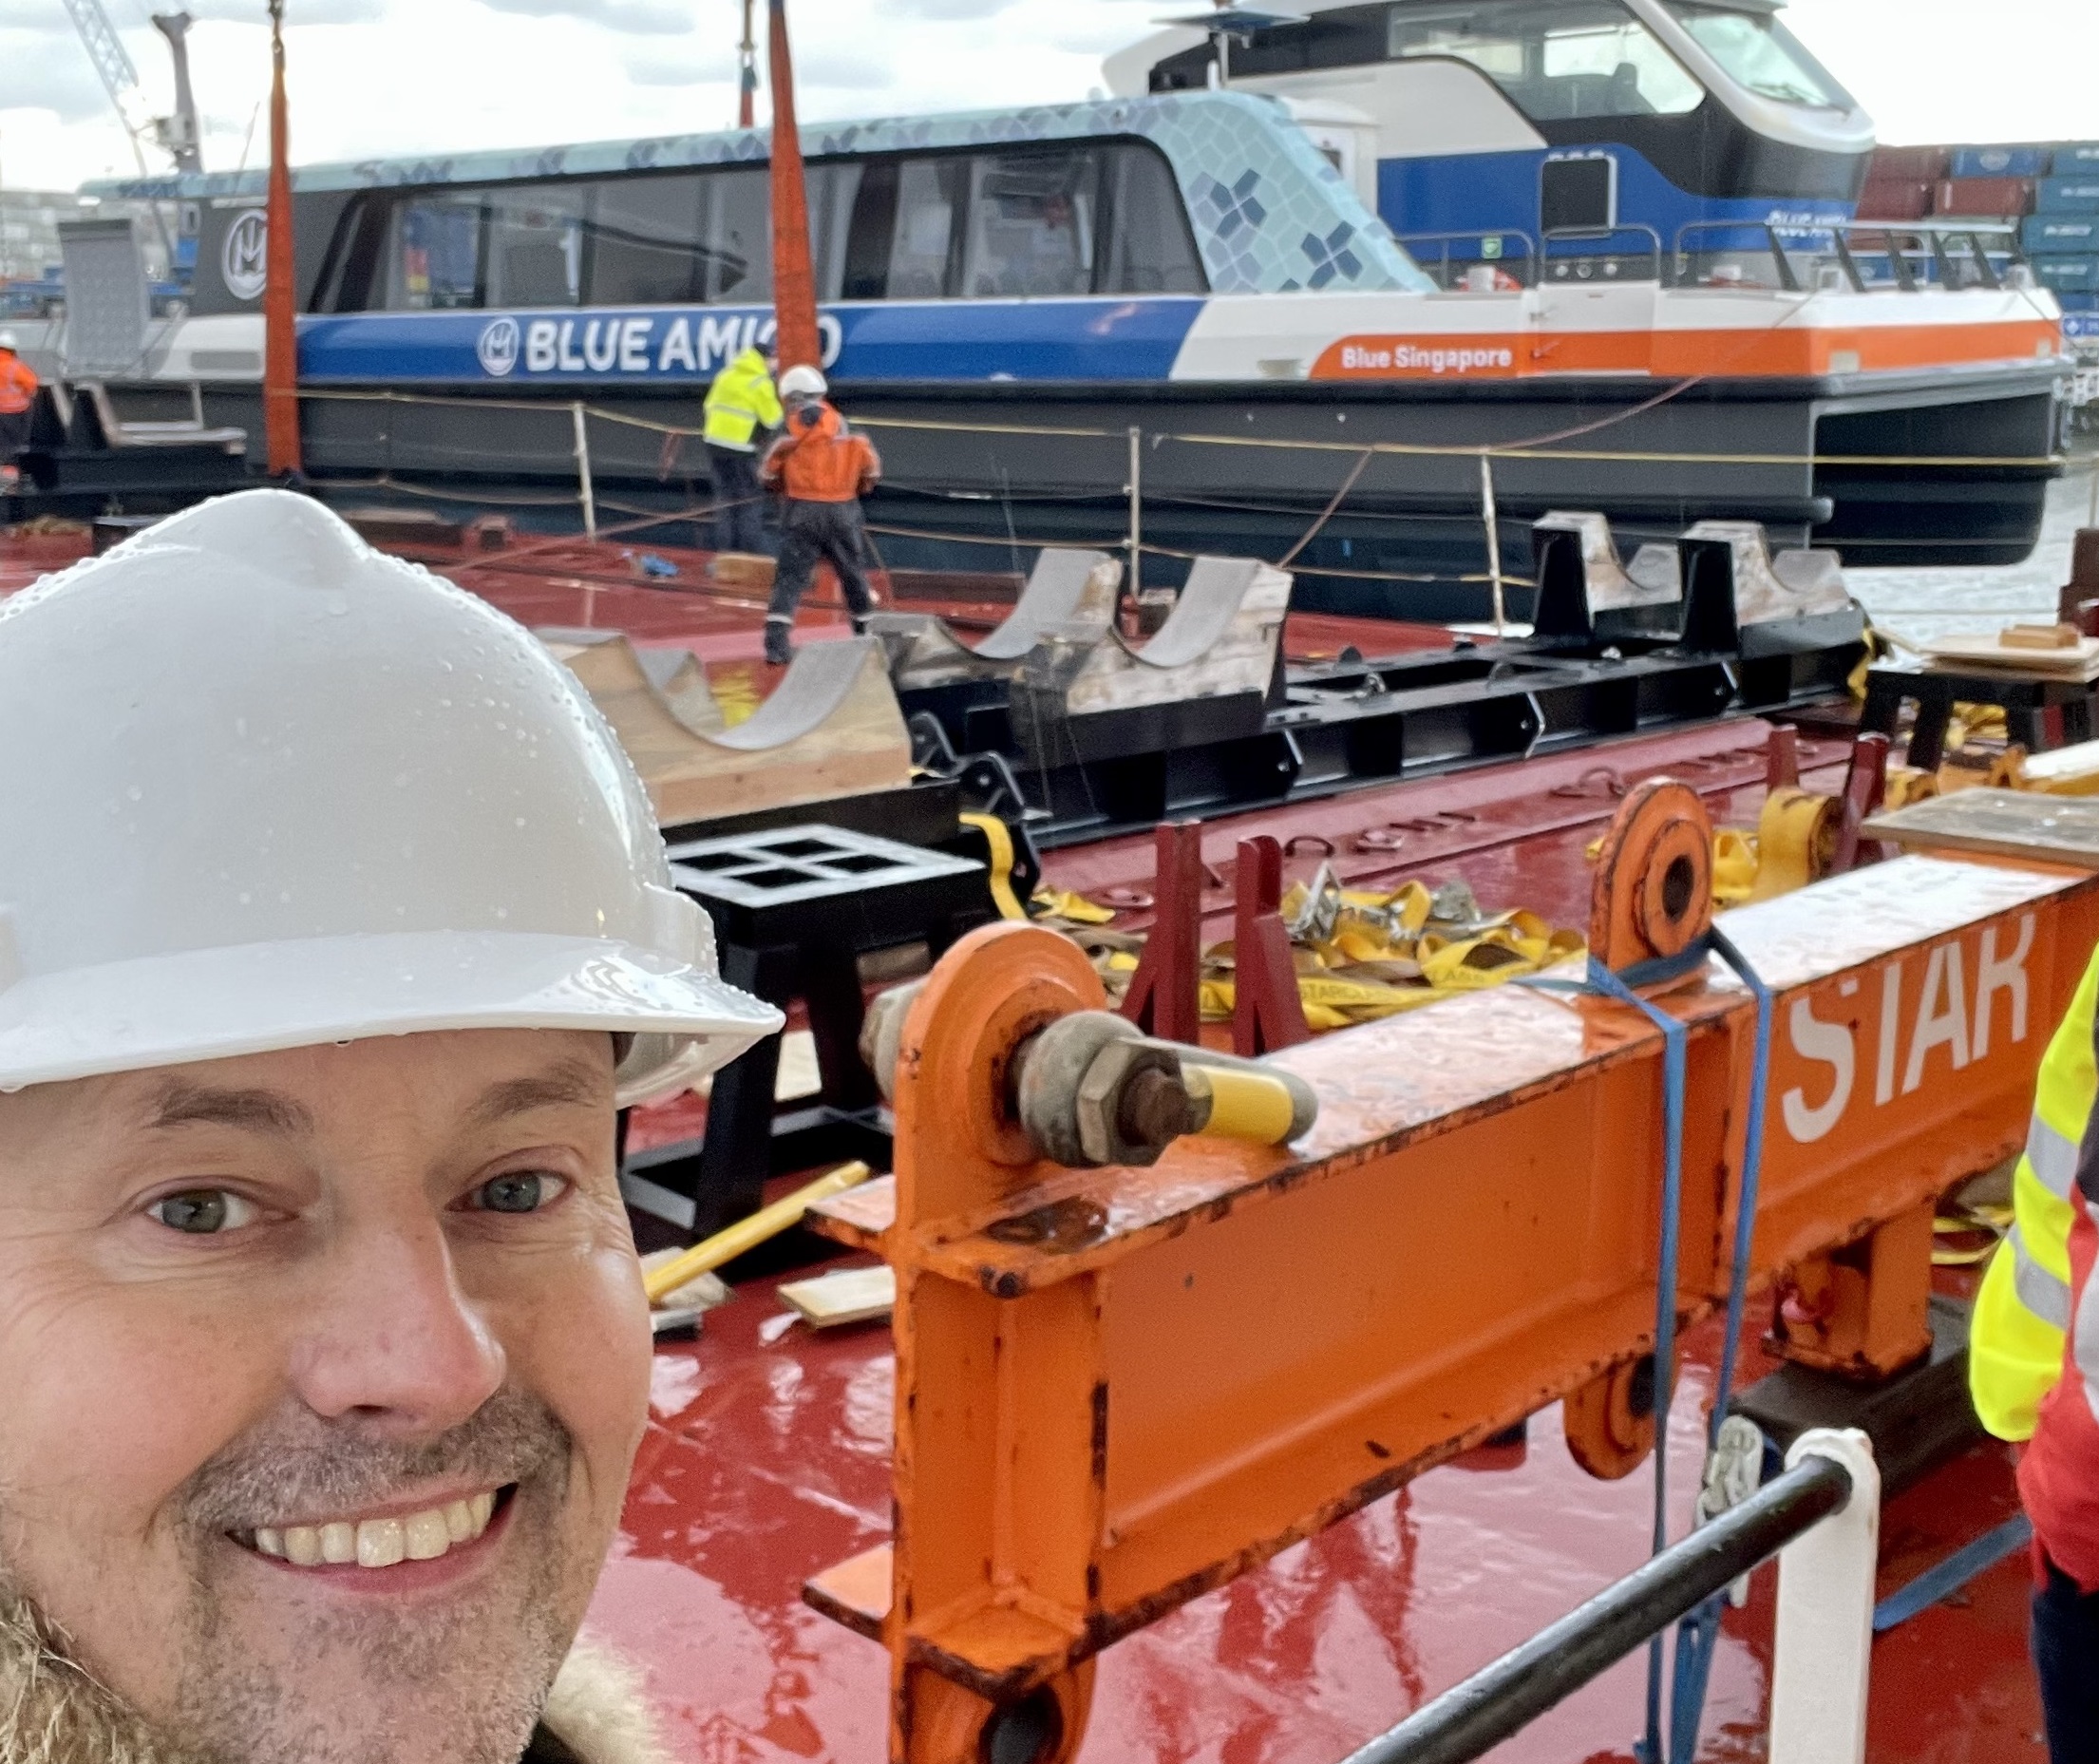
[3,1387,588,1764]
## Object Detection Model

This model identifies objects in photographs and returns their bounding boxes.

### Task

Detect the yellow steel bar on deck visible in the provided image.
[643,1161,872,1305]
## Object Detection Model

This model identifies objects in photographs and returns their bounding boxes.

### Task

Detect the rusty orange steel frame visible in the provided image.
[804,783,2099,1764]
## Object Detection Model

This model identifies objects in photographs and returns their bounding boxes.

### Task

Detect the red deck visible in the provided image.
[0,516,2048,1761]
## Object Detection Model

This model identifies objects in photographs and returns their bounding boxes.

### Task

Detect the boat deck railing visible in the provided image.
[1399,219,2036,300]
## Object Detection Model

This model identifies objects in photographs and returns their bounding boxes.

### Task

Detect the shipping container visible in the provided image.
[2039,177,2099,214]
[2055,144,2099,173]
[2032,256,2099,294]
[1859,180,1932,221]
[1870,144,1952,182]
[2060,292,2099,313]
[1935,177,2035,217]
[2026,214,2099,250]
[1951,144,2051,179]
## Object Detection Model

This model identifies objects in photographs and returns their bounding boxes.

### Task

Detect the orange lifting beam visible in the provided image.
[803,782,2099,1764]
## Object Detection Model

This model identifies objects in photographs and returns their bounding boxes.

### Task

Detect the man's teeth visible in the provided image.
[251,1492,497,1569]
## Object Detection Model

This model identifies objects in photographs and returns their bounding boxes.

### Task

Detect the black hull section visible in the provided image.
[110,370,2061,625]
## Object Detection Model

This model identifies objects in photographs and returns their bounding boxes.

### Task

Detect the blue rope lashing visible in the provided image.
[1581,954,1689,1764]
[1666,926,1774,1764]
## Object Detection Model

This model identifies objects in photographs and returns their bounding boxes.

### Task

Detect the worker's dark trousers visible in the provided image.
[0,410,28,465]
[766,499,875,661]
[707,445,767,556]
[2034,1555,2099,1763]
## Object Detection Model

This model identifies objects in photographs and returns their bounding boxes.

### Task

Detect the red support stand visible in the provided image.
[1831,730,1891,873]
[1232,835,1311,1058]
[1120,821,1203,1046]
[1766,724,1800,791]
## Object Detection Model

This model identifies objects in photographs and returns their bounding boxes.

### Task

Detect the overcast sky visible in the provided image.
[1,0,2093,193]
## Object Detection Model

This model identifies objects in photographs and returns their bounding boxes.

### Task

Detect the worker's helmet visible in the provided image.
[0,332,18,352]
[778,365,828,401]
[0,489,782,1101]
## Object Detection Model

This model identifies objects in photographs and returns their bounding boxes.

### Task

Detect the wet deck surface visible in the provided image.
[599,1263,2037,1764]
[3,477,2087,1759]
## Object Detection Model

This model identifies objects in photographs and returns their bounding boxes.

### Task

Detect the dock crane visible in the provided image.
[60,0,204,176]
[58,0,202,272]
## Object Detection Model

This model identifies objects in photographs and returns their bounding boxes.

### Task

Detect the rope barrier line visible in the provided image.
[859,517,1523,587]
[283,385,2067,472]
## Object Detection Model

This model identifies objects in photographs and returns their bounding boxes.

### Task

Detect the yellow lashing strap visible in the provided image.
[1033,886,1117,925]
[959,812,1028,921]
[1750,787,1838,901]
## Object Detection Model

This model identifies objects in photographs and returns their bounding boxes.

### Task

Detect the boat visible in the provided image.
[12,0,2072,619]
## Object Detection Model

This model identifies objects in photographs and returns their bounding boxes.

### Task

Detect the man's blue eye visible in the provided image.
[477,1172,559,1213]
[150,1190,257,1233]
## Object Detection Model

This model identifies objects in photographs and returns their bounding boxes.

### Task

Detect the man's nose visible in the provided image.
[288,1213,506,1433]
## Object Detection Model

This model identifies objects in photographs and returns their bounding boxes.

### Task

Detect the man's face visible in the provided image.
[0,1029,652,1763]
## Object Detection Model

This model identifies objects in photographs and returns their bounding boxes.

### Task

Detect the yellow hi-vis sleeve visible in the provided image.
[1969,944,2099,1440]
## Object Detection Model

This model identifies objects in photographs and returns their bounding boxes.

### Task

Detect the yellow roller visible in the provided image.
[1188,1064,1300,1145]
[643,1161,873,1306]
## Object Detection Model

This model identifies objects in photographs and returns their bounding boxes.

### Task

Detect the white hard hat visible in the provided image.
[778,364,827,399]
[0,489,782,1103]
[0,332,18,351]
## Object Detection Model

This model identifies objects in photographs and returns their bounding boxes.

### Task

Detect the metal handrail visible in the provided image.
[1671,218,1803,293]
[1671,218,2023,295]
[1540,222,1665,284]
[1337,1449,1859,1764]
[1393,228,1539,290]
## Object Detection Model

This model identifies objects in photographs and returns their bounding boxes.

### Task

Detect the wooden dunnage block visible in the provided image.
[541,631,912,824]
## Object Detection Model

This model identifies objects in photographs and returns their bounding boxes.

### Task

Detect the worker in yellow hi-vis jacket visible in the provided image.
[702,345,782,557]
[1971,943,2099,1763]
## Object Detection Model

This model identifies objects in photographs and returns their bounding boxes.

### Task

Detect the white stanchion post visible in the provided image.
[1768,1428,1880,1764]
[572,401,597,539]
[1126,425,1143,597]
[1479,451,1505,638]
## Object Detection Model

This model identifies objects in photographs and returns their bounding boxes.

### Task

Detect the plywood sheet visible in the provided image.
[777,1264,896,1329]
[1863,788,2099,868]
[544,631,911,824]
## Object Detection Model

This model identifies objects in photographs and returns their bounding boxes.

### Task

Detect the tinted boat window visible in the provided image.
[840,161,900,299]
[806,162,864,302]
[1100,144,1205,293]
[386,196,481,309]
[588,174,705,304]
[702,169,771,303]
[1661,3,1851,108]
[1387,0,1704,120]
[362,140,1204,313]
[962,151,1098,298]
[888,158,964,298]
[484,186,585,307]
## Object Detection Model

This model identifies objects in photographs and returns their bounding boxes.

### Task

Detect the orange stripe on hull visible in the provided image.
[1310,319,2062,382]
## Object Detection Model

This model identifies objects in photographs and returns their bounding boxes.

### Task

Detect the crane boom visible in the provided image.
[59,0,157,169]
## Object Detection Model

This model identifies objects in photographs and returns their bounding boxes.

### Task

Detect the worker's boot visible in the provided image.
[764,616,793,667]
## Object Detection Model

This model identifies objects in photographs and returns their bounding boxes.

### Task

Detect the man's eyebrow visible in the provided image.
[146,1084,315,1138]
[466,1057,612,1129]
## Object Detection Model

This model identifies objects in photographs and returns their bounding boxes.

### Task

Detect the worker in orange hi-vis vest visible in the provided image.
[758,365,880,667]
[0,332,39,488]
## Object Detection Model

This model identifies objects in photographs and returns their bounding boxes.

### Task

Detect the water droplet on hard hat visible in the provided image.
[125,785,142,802]
[495,906,509,920]
[515,817,527,828]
